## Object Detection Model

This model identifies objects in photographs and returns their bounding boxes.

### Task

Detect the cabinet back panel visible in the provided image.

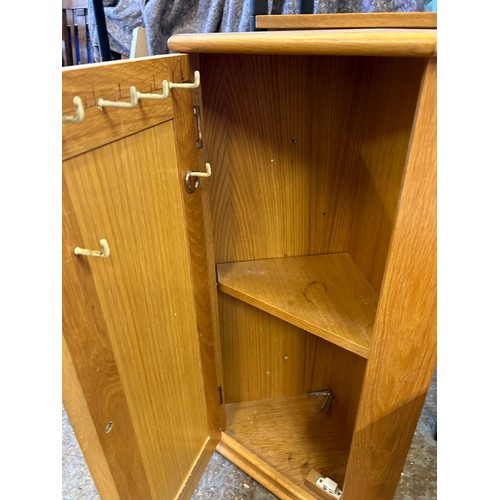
[200,54,366,263]
[219,294,366,436]
[200,54,424,278]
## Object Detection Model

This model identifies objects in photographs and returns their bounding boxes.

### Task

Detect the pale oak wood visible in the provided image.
[64,121,214,499]
[218,294,320,403]
[63,54,222,499]
[217,254,377,358]
[218,295,366,436]
[347,57,426,291]
[256,12,437,30]
[63,173,152,499]
[190,52,228,430]
[168,29,437,57]
[62,55,182,160]
[224,395,351,492]
[342,58,437,500]
[170,54,224,441]
[62,337,120,500]
[200,54,366,263]
[63,30,437,500]
[218,433,317,500]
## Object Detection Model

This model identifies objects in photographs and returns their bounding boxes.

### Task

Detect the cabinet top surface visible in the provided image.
[168,28,437,58]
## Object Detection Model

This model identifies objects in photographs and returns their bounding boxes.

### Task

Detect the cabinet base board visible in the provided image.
[219,395,350,499]
[217,432,317,500]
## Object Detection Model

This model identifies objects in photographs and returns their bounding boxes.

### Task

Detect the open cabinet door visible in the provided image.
[62,55,221,499]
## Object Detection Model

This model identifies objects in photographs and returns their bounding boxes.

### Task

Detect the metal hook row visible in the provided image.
[63,71,201,123]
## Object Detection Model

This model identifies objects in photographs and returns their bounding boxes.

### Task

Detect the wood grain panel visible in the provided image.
[200,54,366,263]
[62,55,184,160]
[63,174,152,499]
[218,294,366,438]
[342,58,436,500]
[218,433,318,500]
[170,54,224,443]
[348,57,426,292]
[256,13,437,30]
[64,121,211,499]
[62,337,120,500]
[190,52,228,429]
[218,293,311,403]
[304,341,366,440]
[168,29,437,57]
[218,254,377,358]
[224,395,351,491]
[202,54,311,262]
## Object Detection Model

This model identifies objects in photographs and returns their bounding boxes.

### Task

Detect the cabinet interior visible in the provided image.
[199,53,426,491]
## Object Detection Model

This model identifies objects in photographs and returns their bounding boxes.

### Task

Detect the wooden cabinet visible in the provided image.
[62,27,436,500]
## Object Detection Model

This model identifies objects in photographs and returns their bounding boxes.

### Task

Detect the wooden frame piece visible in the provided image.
[256,12,437,30]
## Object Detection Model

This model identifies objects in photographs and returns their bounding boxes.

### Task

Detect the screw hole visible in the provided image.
[105,421,113,433]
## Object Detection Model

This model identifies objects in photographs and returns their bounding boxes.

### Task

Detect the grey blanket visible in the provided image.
[87,0,432,60]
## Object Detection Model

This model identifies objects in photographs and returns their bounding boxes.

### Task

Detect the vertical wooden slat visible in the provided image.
[67,9,77,66]
[62,10,71,66]
[170,54,224,445]
[76,8,89,64]
[342,58,437,500]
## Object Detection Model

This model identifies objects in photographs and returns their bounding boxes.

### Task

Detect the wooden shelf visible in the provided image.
[217,253,377,358]
[221,395,351,495]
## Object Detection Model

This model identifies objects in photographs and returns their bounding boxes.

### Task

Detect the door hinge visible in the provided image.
[218,385,223,405]
[193,106,203,149]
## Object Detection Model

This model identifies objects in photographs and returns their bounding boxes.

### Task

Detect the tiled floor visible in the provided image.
[63,372,436,499]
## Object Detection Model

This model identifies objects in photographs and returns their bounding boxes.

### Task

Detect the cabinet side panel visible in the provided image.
[343,58,436,500]
[201,54,364,263]
[348,57,426,292]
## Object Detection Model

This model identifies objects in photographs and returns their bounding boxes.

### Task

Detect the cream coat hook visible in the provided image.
[98,87,138,109]
[169,70,200,89]
[63,96,85,123]
[185,163,211,193]
[136,80,170,100]
[74,239,111,258]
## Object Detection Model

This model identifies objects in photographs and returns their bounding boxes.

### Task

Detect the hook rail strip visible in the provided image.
[63,71,201,123]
